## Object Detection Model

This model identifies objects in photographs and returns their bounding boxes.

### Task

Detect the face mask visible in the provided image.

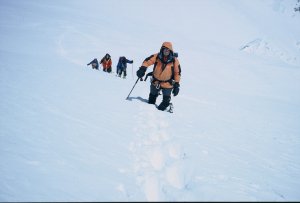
[163,48,170,56]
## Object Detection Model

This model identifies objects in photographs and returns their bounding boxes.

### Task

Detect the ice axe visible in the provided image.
[125,72,153,100]
[126,77,143,100]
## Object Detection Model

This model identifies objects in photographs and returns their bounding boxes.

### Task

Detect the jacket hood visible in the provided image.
[161,42,173,52]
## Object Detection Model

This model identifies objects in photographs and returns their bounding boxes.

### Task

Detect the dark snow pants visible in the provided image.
[148,84,172,111]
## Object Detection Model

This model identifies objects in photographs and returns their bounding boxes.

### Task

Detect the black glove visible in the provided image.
[172,82,180,96]
[136,66,146,78]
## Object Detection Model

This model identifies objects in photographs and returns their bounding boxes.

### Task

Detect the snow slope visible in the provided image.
[1,0,300,201]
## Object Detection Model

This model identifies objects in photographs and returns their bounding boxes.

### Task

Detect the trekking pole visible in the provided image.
[126,77,142,100]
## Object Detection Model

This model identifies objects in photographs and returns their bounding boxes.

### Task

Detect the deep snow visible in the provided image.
[1,0,300,201]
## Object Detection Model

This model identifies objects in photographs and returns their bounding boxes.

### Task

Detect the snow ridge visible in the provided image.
[240,38,300,66]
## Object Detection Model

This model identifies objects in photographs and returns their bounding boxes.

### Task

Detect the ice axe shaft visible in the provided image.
[126,77,142,100]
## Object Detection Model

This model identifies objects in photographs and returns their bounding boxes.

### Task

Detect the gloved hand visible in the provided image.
[136,66,146,78]
[172,82,180,96]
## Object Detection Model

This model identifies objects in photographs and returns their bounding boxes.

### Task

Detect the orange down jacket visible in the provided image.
[141,42,181,88]
[101,58,112,69]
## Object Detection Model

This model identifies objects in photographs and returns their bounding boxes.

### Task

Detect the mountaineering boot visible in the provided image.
[157,95,171,111]
[148,93,158,104]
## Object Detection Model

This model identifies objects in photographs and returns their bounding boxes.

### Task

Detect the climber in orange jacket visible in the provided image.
[136,42,181,111]
[100,53,112,73]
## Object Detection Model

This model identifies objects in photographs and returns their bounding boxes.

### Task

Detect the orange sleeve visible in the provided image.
[173,58,181,83]
[142,54,158,68]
